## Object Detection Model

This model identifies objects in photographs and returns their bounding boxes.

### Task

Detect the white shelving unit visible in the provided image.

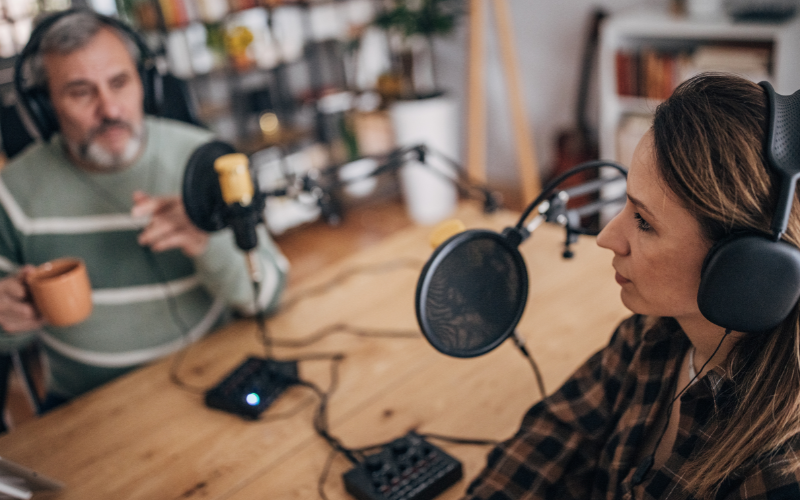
[598,7,800,166]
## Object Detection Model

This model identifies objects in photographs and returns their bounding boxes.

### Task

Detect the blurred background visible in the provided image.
[0,0,797,222]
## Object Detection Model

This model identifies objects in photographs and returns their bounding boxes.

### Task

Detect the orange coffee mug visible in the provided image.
[26,258,93,327]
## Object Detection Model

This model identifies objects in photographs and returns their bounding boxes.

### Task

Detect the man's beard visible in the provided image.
[66,119,145,172]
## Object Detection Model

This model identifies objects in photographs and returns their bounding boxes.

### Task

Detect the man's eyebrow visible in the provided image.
[627,193,655,217]
[61,80,93,91]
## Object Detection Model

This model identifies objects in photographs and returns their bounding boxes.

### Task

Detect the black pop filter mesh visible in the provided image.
[415,229,528,357]
[183,140,237,232]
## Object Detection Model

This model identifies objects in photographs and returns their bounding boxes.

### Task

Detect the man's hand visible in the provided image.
[131,191,209,257]
[0,267,44,333]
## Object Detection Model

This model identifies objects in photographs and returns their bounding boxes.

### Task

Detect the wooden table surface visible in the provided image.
[0,202,630,500]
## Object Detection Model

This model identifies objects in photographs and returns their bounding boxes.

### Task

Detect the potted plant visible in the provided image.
[372,0,465,225]
[374,0,463,98]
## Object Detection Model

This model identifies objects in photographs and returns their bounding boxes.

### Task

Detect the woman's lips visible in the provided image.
[615,272,631,285]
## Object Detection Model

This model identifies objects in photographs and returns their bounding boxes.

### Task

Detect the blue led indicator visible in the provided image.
[246,393,260,406]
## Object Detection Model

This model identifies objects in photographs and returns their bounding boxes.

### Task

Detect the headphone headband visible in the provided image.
[760,81,800,240]
[14,8,161,140]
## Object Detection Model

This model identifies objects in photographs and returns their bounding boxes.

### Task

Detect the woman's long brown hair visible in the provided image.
[652,72,800,498]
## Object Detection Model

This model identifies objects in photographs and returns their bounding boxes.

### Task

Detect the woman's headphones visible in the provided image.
[697,81,800,333]
[13,8,163,141]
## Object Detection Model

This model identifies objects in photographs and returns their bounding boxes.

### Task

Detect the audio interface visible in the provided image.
[343,432,463,500]
[204,357,298,419]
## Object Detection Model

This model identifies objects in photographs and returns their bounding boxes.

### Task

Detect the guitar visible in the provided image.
[550,8,607,210]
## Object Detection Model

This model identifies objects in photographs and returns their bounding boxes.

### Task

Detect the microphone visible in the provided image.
[415,160,627,358]
[182,141,267,284]
[213,153,265,283]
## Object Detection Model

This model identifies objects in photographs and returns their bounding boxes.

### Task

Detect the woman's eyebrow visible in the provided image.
[627,193,655,218]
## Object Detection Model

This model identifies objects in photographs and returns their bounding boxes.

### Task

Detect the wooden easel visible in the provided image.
[466,0,541,204]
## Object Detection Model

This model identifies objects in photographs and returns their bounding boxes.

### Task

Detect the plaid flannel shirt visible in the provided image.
[464,314,800,499]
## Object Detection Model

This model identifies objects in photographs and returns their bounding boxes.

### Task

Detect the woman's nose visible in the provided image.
[596,208,630,256]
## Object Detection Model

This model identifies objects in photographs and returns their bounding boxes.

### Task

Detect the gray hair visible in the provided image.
[25,10,141,89]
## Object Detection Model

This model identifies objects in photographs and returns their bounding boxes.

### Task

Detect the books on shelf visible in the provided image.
[615,43,772,100]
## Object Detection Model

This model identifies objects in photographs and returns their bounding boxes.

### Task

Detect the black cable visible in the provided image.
[279,258,424,314]
[270,255,508,498]
[301,353,499,500]
[632,329,732,485]
[257,351,346,425]
[170,257,424,399]
[511,332,547,399]
[294,353,362,464]
[167,341,207,394]
[298,349,503,500]
[255,393,317,422]
[141,247,214,394]
[269,323,419,349]
[317,448,339,500]
[345,431,499,457]
[251,279,274,359]
[419,432,498,447]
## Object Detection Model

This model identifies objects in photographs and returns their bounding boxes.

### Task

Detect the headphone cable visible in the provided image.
[632,328,732,485]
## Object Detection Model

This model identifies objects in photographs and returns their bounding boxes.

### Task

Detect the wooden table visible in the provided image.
[0,203,630,500]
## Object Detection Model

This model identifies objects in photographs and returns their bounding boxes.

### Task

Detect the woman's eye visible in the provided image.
[634,212,652,232]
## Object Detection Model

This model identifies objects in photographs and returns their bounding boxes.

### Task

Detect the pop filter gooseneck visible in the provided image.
[415,160,628,359]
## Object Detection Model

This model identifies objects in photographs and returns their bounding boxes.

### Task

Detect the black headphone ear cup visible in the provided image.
[141,64,161,115]
[25,86,58,141]
[698,233,800,332]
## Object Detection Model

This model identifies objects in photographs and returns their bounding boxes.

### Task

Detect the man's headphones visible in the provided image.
[13,8,163,141]
[697,81,800,333]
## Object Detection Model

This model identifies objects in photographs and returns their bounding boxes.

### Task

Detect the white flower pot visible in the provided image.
[389,96,458,225]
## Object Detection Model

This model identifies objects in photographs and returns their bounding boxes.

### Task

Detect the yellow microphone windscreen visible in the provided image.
[214,153,254,206]
[429,219,466,249]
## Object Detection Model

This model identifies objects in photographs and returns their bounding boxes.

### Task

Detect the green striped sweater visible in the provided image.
[0,117,288,399]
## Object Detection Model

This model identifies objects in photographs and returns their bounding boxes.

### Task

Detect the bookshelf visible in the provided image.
[598,7,800,167]
[124,0,388,232]
[125,0,379,156]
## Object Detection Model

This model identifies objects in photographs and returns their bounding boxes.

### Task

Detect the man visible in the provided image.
[0,10,288,408]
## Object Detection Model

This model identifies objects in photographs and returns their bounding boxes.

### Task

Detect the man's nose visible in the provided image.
[96,87,122,119]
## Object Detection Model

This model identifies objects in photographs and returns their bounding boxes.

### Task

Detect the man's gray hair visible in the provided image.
[25,10,141,89]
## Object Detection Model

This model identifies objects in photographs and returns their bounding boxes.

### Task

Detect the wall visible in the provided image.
[432,0,661,206]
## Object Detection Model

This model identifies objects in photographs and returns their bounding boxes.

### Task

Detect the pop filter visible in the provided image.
[415,160,628,359]
[415,228,528,357]
[183,140,238,232]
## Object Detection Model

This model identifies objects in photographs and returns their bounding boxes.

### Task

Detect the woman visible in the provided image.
[464,73,800,499]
